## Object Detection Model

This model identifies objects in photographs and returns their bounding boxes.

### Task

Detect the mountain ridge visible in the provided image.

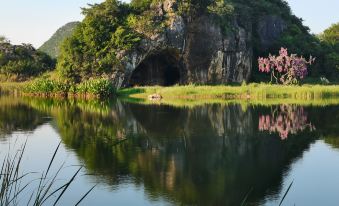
[39,22,80,58]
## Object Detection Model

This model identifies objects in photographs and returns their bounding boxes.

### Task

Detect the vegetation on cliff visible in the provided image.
[55,0,339,84]
[39,22,80,58]
[57,0,142,83]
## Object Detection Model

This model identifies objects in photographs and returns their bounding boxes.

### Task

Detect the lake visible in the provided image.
[1,95,339,205]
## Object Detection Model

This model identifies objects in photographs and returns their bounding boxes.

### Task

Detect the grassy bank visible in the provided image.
[3,81,339,106]
[118,84,339,103]
[0,78,115,98]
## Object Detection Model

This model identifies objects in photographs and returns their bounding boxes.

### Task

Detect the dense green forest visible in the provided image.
[0,0,338,85]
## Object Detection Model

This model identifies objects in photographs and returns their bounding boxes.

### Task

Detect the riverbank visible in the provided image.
[118,84,339,100]
[0,78,115,98]
[115,84,339,107]
[2,82,339,105]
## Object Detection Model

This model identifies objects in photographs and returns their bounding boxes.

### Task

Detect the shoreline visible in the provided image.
[2,82,339,106]
[117,84,339,99]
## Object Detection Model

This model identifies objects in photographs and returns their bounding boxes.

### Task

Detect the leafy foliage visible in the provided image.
[0,36,10,44]
[319,23,339,79]
[57,0,143,83]
[320,23,339,45]
[0,42,54,81]
[258,48,315,85]
[25,78,115,97]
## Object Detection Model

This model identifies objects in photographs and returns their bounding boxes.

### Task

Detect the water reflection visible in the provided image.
[0,96,48,139]
[0,96,339,205]
[258,105,316,140]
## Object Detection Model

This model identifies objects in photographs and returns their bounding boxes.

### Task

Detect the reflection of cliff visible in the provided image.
[1,95,326,205]
[38,100,318,205]
[126,104,317,205]
[258,105,315,139]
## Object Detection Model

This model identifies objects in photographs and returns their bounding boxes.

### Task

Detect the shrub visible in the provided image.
[25,79,67,94]
[258,48,315,85]
[77,78,115,97]
[25,78,115,97]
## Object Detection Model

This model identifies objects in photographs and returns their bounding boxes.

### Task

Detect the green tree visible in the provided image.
[57,0,141,83]
[320,23,339,45]
[319,23,339,79]
[0,36,10,43]
[0,42,54,80]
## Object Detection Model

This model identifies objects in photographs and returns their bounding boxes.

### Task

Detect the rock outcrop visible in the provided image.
[257,15,287,48]
[111,0,252,88]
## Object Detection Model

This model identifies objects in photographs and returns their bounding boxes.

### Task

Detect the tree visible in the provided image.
[258,48,315,85]
[319,23,339,79]
[0,36,10,43]
[0,42,54,80]
[320,23,339,45]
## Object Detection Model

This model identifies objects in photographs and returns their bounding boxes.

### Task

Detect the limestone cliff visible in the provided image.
[58,0,300,87]
[111,0,253,88]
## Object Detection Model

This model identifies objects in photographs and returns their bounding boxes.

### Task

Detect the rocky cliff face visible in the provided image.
[257,15,287,48]
[111,0,252,88]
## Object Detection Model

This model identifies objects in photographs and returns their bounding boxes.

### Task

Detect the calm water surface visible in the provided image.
[1,95,339,205]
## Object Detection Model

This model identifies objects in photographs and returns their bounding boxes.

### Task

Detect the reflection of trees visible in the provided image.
[0,97,47,138]
[34,101,317,205]
[258,105,315,139]
[1,96,327,205]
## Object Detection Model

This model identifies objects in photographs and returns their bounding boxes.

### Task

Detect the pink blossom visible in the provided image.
[258,48,315,85]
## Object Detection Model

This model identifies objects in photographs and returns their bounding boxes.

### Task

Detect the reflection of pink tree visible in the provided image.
[258,105,315,140]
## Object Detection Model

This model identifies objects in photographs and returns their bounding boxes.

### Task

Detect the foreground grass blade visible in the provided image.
[240,187,253,206]
[279,180,294,206]
[53,167,83,206]
[75,185,97,206]
[0,141,96,206]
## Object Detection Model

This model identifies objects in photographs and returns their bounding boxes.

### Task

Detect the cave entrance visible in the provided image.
[129,50,181,86]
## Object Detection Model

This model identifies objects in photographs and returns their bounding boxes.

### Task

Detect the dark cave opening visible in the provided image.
[129,51,181,87]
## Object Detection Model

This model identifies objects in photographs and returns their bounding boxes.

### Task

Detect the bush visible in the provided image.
[25,79,66,94]
[77,79,115,97]
[25,78,115,97]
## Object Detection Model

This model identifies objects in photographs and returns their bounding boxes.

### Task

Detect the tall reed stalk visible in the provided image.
[0,141,95,206]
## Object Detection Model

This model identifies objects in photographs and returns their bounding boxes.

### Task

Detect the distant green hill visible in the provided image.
[39,22,80,58]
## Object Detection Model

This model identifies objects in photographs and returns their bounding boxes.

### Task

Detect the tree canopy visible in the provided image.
[320,23,339,45]
[0,42,54,81]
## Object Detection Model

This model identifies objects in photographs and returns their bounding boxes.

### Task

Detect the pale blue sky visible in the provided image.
[0,0,338,47]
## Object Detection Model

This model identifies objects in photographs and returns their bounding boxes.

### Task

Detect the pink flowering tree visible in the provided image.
[258,48,315,85]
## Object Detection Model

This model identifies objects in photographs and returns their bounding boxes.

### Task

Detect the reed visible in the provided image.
[0,141,95,206]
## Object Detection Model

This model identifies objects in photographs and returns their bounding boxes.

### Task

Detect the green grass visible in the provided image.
[3,81,339,106]
[118,83,339,99]
[0,77,115,98]
[117,83,339,107]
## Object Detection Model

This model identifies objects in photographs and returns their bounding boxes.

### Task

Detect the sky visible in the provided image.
[0,0,338,48]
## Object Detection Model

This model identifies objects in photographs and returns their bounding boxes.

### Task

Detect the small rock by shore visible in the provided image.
[148,94,162,101]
